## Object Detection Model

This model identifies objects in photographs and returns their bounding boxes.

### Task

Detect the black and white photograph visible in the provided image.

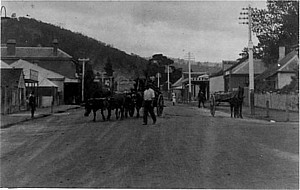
[0,0,299,188]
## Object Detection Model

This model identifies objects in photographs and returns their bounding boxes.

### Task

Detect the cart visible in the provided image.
[134,78,164,116]
[209,91,235,117]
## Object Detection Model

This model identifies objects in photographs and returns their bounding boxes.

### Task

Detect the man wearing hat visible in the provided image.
[143,84,156,125]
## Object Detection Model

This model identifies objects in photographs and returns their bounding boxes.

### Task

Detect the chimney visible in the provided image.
[278,46,285,62]
[7,39,16,56]
[53,39,58,56]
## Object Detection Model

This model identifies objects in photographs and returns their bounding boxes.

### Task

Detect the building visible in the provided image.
[255,48,299,91]
[209,70,224,94]
[11,59,62,107]
[1,39,80,104]
[1,68,26,114]
[172,72,209,101]
[223,59,267,92]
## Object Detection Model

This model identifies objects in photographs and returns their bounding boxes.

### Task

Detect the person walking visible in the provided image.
[143,84,156,125]
[172,92,176,106]
[28,91,36,118]
[198,90,206,108]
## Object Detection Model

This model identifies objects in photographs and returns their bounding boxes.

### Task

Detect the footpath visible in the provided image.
[0,105,81,129]
[186,101,299,123]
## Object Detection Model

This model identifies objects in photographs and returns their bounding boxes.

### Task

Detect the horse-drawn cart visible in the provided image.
[209,87,244,118]
[134,78,164,116]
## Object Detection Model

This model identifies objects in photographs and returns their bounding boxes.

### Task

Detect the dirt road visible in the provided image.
[1,102,298,188]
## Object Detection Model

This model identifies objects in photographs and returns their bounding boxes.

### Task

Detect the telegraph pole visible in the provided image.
[184,52,194,102]
[239,4,255,115]
[79,58,89,102]
[167,65,170,91]
[188,52,192,100]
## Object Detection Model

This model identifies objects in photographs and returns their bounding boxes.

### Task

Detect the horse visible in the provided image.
[131,91,143,118]
[84,98,110,121]
[124,92,135,118]
[229,86,244,118]
[107,93,126,120]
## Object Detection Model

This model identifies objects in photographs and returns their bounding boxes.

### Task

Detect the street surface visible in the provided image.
[1,102,298,188]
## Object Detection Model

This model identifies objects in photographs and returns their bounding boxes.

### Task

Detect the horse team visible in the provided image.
[84,91,143,122]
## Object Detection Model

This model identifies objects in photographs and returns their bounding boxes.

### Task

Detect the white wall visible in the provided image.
[209,75,224,93]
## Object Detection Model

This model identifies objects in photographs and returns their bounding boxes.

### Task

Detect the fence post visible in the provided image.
[266,100,269,118]
[285,95,289,122]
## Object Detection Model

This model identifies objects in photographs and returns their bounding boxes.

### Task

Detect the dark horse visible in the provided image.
[124,92,135,118]
[132,78,146,118]
[84,93,126,121]
[84,98,110,121]
[229,86,244,118]
[131,91,143,118]
[108,93,126,120]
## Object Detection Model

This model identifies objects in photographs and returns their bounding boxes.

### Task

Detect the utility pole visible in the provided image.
[79,58,89,102]
[167,65,170,91]
[184,52,194,102]
[239,4,255,115]
[188,52,192,101]
[157,72,161,89]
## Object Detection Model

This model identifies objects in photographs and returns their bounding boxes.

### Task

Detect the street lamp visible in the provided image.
[78,58,89,102]
[239,4,255,115]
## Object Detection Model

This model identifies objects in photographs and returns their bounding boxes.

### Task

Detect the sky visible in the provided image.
[2,0,267,62]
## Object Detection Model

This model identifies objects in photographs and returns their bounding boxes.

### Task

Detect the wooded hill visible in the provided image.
[1,17,148,78]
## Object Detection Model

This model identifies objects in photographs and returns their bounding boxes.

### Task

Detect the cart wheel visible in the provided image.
[156,94,164,116]
[210,94,216,117]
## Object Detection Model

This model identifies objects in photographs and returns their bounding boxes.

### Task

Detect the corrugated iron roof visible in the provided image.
[39,77,58,87]
[11,59,65,80]
[0,60,12,68]
[232,59,267,75]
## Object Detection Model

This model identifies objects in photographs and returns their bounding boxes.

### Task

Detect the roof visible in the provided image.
[11,59,65,80]
[231,59,267,75]
[1,47,72,58]
[209,68,223,78]
[34,60,77,79]
[278,50,298,72]
[39,77,58,87]
[0,60,12,68]
[1,68,23,87]
[173,62,221,74]
[255,50,299,81]
[172,76,184,87]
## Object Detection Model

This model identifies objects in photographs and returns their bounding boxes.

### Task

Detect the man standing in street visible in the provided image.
[28,91,36,118]
[143,84,156,125]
